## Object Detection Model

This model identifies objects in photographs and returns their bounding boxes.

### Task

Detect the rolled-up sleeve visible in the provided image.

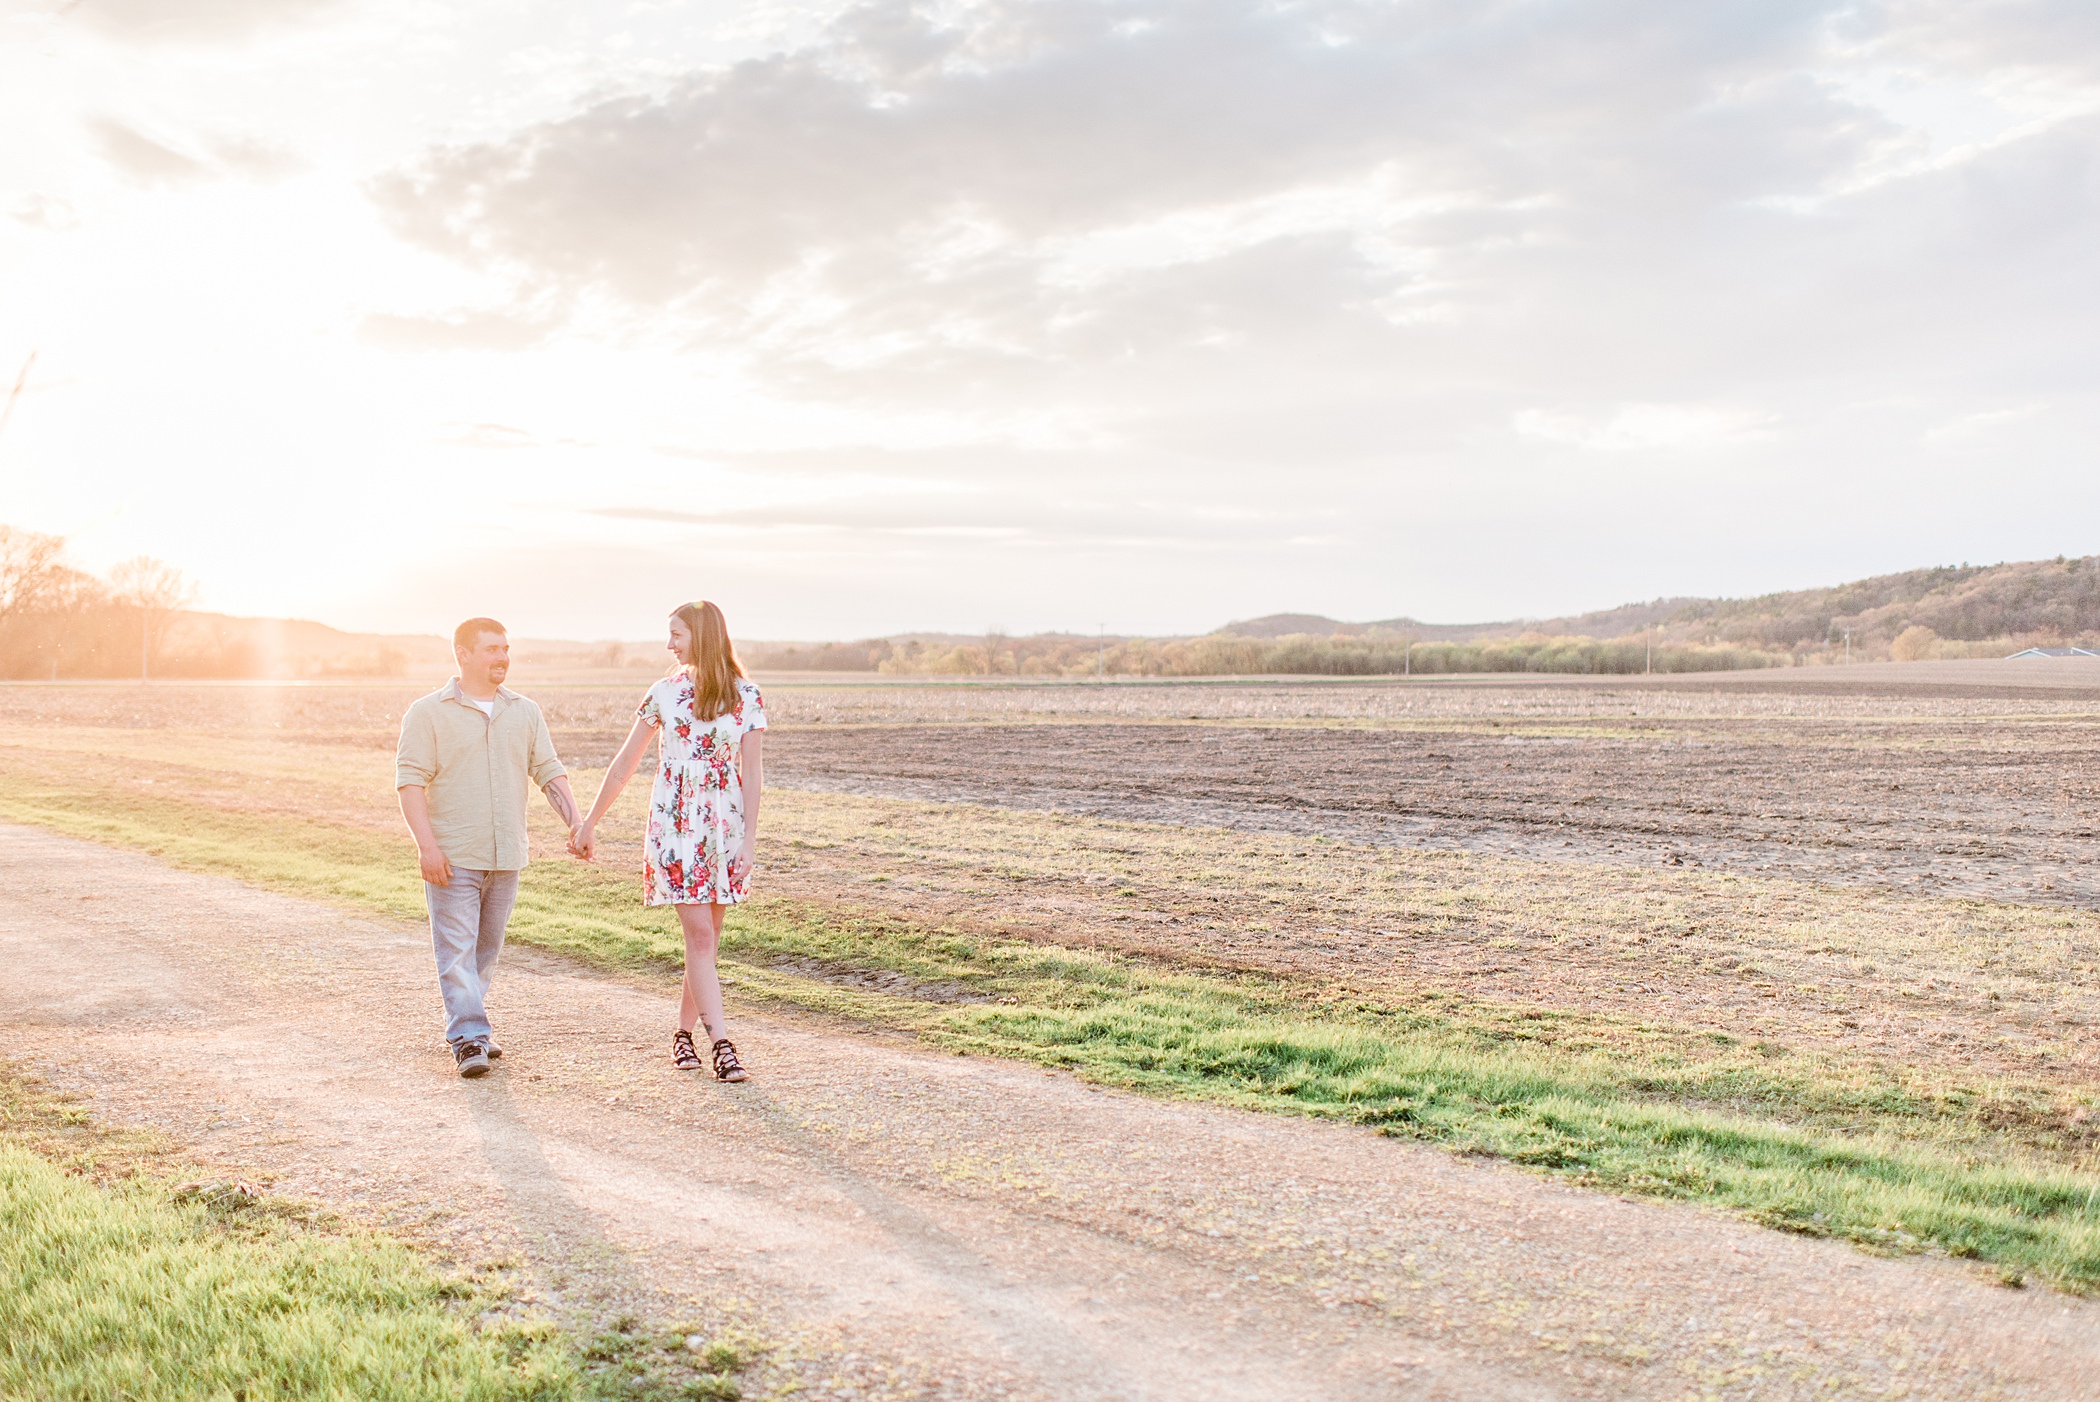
[396,703,437,789]
[527,704,567,789]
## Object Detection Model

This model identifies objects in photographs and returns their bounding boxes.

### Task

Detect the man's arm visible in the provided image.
[524,702,583,848]
[397,784,453,887]
[395,702,450,886]
[542,774,581,832]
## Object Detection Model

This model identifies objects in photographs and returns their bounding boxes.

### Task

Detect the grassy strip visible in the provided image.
[0,1064,584,1401]
[0,1064,751,1402]
[707,905,2100,1289]
[0,1147,590,1402]
[3,777,2098,1292]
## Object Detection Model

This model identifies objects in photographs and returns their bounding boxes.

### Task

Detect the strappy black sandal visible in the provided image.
[711,1037,749,1083]
[671,1029,704,1072]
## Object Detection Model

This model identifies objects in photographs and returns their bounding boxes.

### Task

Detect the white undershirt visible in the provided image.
[466,696,495,719]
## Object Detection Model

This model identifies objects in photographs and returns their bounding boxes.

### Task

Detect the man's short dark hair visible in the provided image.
[453,617,507,652]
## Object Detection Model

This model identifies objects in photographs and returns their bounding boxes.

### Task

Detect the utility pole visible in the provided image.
[110,557,190,684]
[1405,638,1413,676]
[1844,628,1852,665]
[1646,625,1652,675]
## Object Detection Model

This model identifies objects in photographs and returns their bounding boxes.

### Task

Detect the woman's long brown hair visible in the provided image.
[673,600,746,721]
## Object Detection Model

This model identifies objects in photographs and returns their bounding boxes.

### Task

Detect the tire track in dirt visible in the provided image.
[4,823,2098,1401]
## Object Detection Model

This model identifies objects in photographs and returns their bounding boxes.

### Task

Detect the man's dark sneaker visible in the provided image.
[454,1040,491,1078]
[485,1038,503,1059]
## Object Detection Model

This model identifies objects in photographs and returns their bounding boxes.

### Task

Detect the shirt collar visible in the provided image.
[441,678,517,705]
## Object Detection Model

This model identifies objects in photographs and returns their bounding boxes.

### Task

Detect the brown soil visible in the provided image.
[747,792,2100,1106]
[742,702,2100,1100]
[6,822,2100,1400]
[762,717,2100,909]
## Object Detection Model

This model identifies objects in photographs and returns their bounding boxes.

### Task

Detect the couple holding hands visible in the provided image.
[395,601,763,1081]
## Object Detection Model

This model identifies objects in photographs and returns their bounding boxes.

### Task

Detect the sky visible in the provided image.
[1,0,2097,641]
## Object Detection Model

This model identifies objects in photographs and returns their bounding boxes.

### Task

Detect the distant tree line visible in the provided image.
[746,573,2100,674]
[13,526,2095,681]
[737,639,901,672]
[0,525,204,679]
[1659,555,2100,657]
[740,631,1779,677]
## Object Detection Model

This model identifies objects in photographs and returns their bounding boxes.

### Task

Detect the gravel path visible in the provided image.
[4,822,2097,1401]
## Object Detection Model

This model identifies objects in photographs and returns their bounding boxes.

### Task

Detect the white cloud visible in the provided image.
[87,116,209,186]
[5,0,2100,637]
[67,0,349,44]
[372,0,1885,384]
[1922,402,2049,444]
[1514,404,1778,452]
[86,114,307,187]
[8,194,81,232]
[360,310,556,353]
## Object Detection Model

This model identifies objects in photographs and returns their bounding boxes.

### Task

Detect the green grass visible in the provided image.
[0,1145,590,1401]
[0,1058,584,1402]
[4,774,2100,1293]
[0,1063,749,1402]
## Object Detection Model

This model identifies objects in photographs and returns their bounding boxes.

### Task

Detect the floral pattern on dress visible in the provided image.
[636,675,766,906]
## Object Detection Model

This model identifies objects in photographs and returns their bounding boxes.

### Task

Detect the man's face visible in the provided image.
[457,632,510,688]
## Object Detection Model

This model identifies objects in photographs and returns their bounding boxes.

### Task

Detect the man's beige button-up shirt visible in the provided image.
[395,679,567,872]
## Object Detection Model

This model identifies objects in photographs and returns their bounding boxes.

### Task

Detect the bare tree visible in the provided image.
[0,526,71,677]
[107,555,197,681]
[0,528,118,679]
[0,525,66,624]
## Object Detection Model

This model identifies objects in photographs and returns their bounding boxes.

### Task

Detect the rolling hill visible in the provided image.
[1225,555,2100,655]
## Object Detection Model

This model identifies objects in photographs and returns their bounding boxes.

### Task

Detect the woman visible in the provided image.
[573,600,763,1081]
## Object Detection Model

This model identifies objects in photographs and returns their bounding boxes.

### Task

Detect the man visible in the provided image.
[396,618,581,1077]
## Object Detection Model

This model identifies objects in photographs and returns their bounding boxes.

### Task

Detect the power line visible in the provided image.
[0,351,36,445]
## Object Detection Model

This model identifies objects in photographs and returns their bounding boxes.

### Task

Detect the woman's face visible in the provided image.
[667,615,693,665]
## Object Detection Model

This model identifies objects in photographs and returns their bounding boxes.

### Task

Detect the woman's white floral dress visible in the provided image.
[637,675,766,906]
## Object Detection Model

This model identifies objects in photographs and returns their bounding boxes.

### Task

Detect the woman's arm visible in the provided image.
[572,716,654,860]
[730,729,763,886]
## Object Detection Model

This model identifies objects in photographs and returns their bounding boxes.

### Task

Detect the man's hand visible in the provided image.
[398,785,452,887]
[569,823,596,861]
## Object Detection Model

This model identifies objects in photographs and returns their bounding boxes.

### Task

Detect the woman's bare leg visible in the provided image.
[675,902,729,1041]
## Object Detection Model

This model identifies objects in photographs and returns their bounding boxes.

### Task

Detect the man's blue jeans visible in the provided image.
[426,868,518,1046]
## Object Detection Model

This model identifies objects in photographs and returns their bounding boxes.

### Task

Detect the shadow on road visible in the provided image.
[462,1076,634,1312]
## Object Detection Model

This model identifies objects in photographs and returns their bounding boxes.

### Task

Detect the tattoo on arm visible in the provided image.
[546,782,580,827]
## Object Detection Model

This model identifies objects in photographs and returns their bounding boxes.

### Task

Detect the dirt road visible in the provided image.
[4,822,2097,1401]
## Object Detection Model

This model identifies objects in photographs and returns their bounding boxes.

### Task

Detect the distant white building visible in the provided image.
[2005,647,2100,658]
